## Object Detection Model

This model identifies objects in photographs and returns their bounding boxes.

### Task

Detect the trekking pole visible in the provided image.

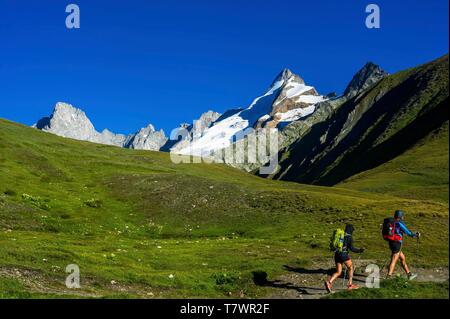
[416,231,421,255]
[342,268,347,288]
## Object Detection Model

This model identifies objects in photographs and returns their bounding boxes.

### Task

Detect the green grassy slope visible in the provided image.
[272,55,449,189]
[0,119,448,298]
[326,277,449,299]
[339,123,449,204]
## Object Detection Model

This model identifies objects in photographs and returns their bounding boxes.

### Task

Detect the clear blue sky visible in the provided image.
[0,0,448,135]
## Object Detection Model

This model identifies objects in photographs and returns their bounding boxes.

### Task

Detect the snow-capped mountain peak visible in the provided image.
[176,69,328,157]
[271,68,304,86]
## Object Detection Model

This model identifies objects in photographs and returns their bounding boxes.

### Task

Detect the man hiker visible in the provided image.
[325,224,364,293]
[385,210,420,280]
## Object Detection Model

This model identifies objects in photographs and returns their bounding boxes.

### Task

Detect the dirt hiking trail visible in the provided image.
[261,259,449,299]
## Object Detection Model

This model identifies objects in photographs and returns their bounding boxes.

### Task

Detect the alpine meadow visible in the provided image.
[0,1,449,303]
[0,54,448,299]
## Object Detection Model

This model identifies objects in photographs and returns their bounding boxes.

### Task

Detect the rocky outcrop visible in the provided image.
[34,102,166,151]
[33,102,127,147]
[124,124,168,151]
[167,110,221,152]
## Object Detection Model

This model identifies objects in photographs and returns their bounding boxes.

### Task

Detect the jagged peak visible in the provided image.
[360,61,387,74]
[279,68,294,80]
[138,123,156,132]
[54,102,81,113]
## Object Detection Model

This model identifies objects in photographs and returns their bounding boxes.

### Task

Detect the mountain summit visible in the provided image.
[34,102,127,147]
[271,68,305,86]
[175,68,327,157]
[34,102,167,151]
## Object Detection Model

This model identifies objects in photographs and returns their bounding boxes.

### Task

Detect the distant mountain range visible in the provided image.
[31,54,448,186]
[33,102,222,152]
[33,59,386,153]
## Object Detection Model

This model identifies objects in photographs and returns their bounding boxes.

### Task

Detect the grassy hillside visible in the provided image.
[0,118,448,298]
[272,55,449,188]
[340,123,449,204]
[327,277,449,299]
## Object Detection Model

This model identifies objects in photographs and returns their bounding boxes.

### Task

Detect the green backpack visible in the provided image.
[329,228,346,253]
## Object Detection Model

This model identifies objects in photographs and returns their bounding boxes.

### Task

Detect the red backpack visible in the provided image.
[382,217,401,241]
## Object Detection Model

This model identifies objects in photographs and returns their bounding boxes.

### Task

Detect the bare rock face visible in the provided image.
[167,110,221,152]
[343,62,388,99]
[192,110,221,138]
[34,102,166,151]
[124,124,168,151]
[97,129,128,147]
[33,102,127,147]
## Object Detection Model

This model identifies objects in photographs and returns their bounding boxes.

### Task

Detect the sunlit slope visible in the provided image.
[339,123,449,204]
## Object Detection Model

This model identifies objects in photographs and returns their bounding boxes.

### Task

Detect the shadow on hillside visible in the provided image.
[252,265,369,295]
[282,265,334,275]
[252,270,324,295]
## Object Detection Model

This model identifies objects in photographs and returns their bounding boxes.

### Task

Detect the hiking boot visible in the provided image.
[347,284,359,290]
[407,273,418,281]
[324,280,333,293]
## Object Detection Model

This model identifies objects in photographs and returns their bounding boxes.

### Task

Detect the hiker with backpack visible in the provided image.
[325,224,364,293]
[383,210,420,280]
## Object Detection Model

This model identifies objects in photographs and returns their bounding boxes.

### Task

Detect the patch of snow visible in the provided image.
[177,79,284,157]
[276,105,317,122]
[296,95,327,104]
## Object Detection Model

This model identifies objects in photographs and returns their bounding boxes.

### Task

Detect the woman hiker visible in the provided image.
[325,224,364,293]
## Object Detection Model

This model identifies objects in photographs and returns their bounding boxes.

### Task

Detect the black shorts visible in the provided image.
[334,252,351,264]
[389,241,402,254]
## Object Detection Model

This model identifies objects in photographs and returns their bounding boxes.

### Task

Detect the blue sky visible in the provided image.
[0,0,448,135]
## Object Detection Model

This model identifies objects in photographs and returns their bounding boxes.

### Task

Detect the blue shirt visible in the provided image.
[395,221,416,242]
